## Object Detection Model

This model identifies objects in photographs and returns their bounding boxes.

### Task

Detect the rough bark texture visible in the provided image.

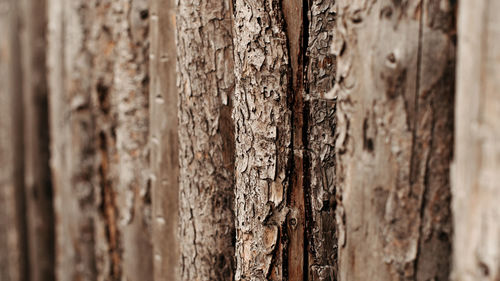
[19,0,56,279]
[150,0,180,280]
[232,0,292,278]
[452,0,500,280]
[88,1,153,280]
[176,0,236,278]
[333,0,455,280]
[0,1,29,280]
[304,0,337,280]
[47,0,97,280]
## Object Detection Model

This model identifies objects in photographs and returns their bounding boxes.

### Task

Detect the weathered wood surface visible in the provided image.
[88,1,152,280]
[176,0,236,278]
[0,0,29,280]
[150,0,180,280]
[47,0,97,280]
[333,0,455,280]
[452,0,500,280]
[19,0,55,279]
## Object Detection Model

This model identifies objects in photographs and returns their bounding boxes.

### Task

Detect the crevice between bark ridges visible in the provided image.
[98,131,121,281]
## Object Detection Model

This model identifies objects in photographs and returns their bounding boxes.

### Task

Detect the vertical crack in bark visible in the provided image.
[282,0,307,278]
[98,132,121,281]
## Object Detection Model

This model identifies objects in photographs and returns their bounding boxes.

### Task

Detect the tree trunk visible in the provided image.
[88,1,152,280]
[452,0,500,280]
[47,0,97,280]
[175,0,236,278]
[0,1,29,280]
[304,0,337,279]
[232,0,292,278]
[19,0,55,279]
[333,0,455,280]
[150,0,180,280]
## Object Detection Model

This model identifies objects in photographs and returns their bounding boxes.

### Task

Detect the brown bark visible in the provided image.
[304,0,337,279]
[333,0,455,280]
[47,0,97,280]
[150,0,180,280]
[0,0,29,280]
[452,0,500,280]
[88,1,152,280]
[175,0,236,278]
[232,0,292,278]
[19,0,55,279]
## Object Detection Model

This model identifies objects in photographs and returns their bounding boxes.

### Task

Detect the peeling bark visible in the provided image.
[0,0,29,280]
[150,0,180,280]
[176,0,236,278]
[232,0,292,278]
[47,0,97,280]
[19,0,55,279]
[452,0,500,280]
[333,0,455,280]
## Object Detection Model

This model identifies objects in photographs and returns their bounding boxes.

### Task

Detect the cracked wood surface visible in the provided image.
[232,0,292,278]
[305,0,338,280]
[453,0,500,280]
[176,0,236,278]
[333,0,455,280]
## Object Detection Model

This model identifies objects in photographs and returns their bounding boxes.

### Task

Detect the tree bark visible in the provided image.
[333,0,455,280]
[47,0,97,280]
[0,0,29,280]
[150,0,180,280]
[175,0,236,278]
[452,0,500,280]
[304,0,337,279]
[232,0,292,278]
[19,0,55,279]
[88,1,153,280]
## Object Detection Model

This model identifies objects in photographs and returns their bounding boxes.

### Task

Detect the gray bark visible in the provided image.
[150,0,180,280]
[19,0,55,279]
[452,0,500,280]
[333,0,455,280]
[232,0,292,278]
[0,0,29,280]
[47,0,97,280]
[175,0,236,278]
[88,1,152,280]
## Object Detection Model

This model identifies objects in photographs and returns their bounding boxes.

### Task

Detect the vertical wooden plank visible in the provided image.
[334,0,455,280]
[453,0,500,280]
[89,1,153,280]
[19,0,55,279]
[150,0,180,279]
[0,0,29,279]
[47,0,97,279]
